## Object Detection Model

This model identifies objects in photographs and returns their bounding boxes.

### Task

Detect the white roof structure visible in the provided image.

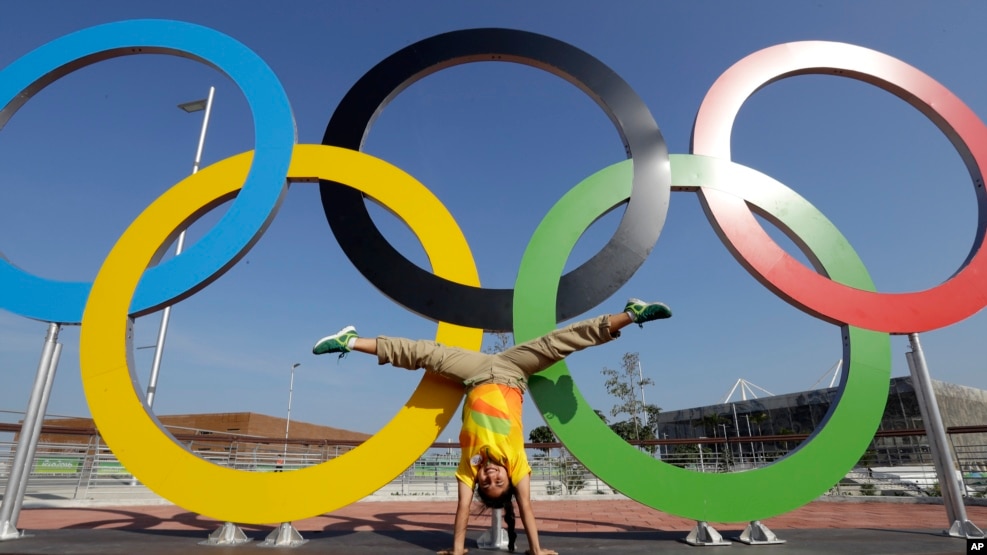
[718,359,844,404]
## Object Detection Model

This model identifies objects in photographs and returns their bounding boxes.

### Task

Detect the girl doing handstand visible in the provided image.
[312,298,672,555]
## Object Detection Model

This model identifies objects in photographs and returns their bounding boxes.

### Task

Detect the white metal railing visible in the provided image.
[2,432,986,503]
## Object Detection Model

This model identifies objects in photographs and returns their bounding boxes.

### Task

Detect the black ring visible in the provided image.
[321,28,669,330]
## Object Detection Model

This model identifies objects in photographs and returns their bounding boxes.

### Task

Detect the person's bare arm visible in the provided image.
[515,475,558,555]
[437,479,473,555]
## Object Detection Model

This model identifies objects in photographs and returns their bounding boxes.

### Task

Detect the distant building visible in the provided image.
[656,377,987,467]
[34,412,371,459]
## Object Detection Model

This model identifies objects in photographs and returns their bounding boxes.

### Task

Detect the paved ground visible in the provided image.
[1,497,984,554]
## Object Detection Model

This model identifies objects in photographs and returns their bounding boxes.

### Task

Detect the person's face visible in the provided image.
[476,460,509,498]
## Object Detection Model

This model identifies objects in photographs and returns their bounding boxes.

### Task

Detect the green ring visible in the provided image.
[514,154,891,522]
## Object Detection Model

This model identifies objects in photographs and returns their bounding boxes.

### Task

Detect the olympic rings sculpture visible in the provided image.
[2,20,985,525]
[0,20,295,324]
[321,28,670,331]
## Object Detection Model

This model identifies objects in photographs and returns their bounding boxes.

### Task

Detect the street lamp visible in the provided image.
[284,363,302,459]
[144,87,216,408]
[719,423,729,467]
[741,414,755,466]
[697,437,706,472]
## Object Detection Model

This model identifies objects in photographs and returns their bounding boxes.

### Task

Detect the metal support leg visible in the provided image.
[477,508,508,550]
[199,522,252,546]
[684,521,731,546]
[736,520,785,544]
[258,522,307,548]
[906,334,984,539]
[0,324,61,541]
[10,342,61,529]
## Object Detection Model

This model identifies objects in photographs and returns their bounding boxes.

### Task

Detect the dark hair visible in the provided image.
[475,483,518,552]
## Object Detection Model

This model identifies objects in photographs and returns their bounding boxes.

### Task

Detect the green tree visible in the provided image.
[483,331,513,354]
[699,413,727,437]
[777,426,796,452]
[696,414,731,468]
[856,448,876,469]
[528,425,557,454]
[643,404,661,438]
[749,412,769,435]
[748,412,769,463]
[609,420,642,442]
[559,449,587,494]
[669,443,710,469]
[601,352,661,452]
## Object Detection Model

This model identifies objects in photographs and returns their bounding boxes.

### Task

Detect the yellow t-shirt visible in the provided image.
[455,383,531,487]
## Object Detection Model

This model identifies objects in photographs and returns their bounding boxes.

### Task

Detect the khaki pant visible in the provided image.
[376,315,617,392]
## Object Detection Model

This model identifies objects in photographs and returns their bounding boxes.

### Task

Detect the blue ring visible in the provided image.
[0,19,295,323]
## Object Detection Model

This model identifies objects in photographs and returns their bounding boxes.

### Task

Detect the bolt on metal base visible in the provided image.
[199,521,252,546]
[684,521,731,546]
[258,522,307,548]
[736,520,785,544]
[477,508,509,550]
[0,521,25,542]
[946,519,985,539]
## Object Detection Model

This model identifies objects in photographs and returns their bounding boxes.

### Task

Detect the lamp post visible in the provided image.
[741,414,755,466]
[731,403,744,465]
[637,359,647,405]
[144,87,215,408]
[719,423,729,468]
[697,437,706,472]
[284,363,301,459]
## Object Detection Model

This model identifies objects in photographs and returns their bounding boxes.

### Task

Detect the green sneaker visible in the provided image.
[624,298,672,326]
[313,326,358,356]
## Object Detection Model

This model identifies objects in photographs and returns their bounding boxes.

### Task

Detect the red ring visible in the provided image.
[692,41,987,333]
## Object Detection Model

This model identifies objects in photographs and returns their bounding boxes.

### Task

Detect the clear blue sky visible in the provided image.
[1,1,985,439]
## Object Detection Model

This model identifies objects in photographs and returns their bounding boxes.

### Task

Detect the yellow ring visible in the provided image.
[80,144,481,524]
